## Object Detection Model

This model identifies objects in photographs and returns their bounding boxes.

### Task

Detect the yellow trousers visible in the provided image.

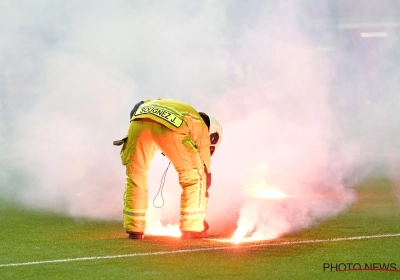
[121,119,208,233]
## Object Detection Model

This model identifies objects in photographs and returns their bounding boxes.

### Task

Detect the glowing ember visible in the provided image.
[247,182,287,199]
[255,188,286,199]
[231,217,258,243]
[232,224,249,243]
[231,223,280,243]
[145,220,181,237]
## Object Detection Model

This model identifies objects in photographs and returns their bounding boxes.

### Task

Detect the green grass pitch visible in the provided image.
[1,176,400,279]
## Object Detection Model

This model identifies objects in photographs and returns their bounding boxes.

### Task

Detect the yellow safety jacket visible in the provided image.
[131,98,211,171]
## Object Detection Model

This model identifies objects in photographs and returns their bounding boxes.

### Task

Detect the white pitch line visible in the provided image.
[1,233,399,268]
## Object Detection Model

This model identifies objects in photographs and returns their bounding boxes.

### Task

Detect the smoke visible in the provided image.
[1,1,399,238]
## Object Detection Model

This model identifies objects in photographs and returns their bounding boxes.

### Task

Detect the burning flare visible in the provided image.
[232,182,288,242]
[145,220,181,237]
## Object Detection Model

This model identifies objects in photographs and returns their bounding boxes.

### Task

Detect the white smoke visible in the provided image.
[1,1,399,238]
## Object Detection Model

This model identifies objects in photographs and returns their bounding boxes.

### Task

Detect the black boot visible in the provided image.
[127,232,144,239]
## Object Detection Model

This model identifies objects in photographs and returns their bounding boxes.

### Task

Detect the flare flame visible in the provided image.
[145,220,181,237]
[232,183,288,243]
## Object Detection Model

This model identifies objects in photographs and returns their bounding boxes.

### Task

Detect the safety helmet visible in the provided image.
[208,114,222,156]
[199,112,222,156]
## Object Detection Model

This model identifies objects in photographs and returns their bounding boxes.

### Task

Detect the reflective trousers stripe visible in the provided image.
[180,210,207,216]
[180,208,207,231]
[123,210,146,217]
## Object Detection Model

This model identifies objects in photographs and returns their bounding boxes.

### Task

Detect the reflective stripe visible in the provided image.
[123,210,146,217]
[197,168,203,207]
[180,210,206,216]
[134,104,183,127]
[181,112,202,122]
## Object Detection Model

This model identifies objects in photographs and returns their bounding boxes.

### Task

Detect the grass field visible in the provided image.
[1,176,400,279]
